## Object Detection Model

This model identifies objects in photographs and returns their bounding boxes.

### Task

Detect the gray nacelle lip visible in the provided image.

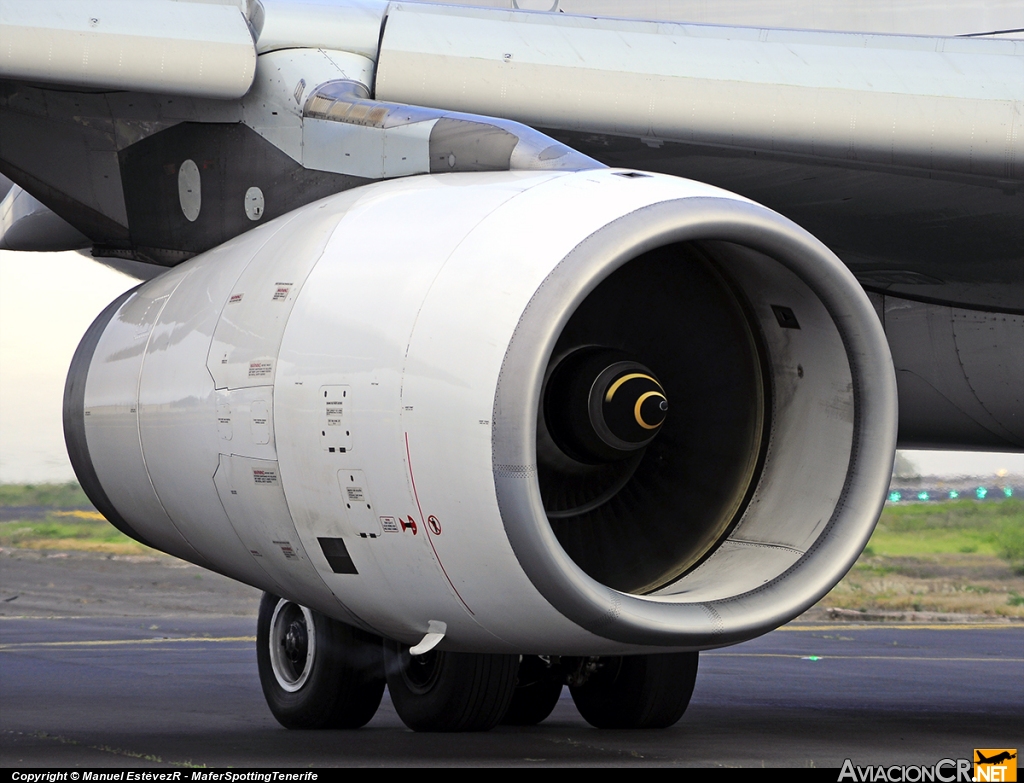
[63,286,154,549]
[492,196,898,648]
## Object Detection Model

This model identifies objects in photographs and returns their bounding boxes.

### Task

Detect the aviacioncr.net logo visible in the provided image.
[974,749,1017,782]
[839,758,973,782]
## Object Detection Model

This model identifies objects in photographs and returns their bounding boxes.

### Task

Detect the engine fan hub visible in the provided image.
[544,350,667,465]
[591,362,667,448]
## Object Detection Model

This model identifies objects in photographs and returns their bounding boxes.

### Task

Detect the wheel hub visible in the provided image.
[268,599,317,693]
[400,648,443,694]
[283,620,308,666]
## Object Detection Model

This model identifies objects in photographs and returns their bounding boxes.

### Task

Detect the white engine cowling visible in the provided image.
[65,169,896,654]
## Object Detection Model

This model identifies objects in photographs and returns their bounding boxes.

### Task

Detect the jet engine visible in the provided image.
[65,169,896,655]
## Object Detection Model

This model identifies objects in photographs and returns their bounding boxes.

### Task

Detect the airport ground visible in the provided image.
[1,485,1022,767]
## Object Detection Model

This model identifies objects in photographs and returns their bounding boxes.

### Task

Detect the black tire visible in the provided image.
[569,651,698,729]
[384,640,519,732]
[502,655,564,726]
[257,592,385,729]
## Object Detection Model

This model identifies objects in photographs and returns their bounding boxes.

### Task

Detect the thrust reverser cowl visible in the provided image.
[64,170,897,654]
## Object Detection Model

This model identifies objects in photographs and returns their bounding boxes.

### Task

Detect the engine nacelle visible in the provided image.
[65,169,896,653]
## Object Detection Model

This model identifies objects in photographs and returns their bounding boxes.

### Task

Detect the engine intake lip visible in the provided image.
[492,195,897,648]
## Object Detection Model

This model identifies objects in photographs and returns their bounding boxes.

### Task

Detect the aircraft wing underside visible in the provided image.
[2,0,1020,451]
[2,1,1021,304]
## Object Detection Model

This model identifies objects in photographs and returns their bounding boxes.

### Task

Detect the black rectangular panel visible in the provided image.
[317,537,358,575]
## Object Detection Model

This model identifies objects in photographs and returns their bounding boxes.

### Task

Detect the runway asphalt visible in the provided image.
[1,549,1021,767]
[2,616,1021,767]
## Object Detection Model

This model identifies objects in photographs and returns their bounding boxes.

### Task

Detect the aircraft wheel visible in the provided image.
[501,655,564,725]
[257,593,385,729]
[384,640,519,732]
[569,651,698,729]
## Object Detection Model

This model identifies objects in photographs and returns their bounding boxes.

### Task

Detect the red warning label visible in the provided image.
[248,361,272,377]
[273,540,299,560]
[253,468,278,485]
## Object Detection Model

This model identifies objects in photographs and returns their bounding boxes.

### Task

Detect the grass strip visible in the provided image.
[2,484,1022,614]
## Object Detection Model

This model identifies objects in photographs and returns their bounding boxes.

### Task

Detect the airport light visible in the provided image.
[888,491,901,502]
[917,491,929,501]
[976,486,987,499]
[1004,487,1013,498]
[949,490,959,499]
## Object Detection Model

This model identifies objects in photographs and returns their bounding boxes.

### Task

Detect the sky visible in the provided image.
[0,250,138,483]
[1,249,1022,484]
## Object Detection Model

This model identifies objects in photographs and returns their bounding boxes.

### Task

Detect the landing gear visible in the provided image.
[568,651,699,729]
[502,655,564,725]
[256,593,386,729]
[256,594,697,731]
[383,640,519,732]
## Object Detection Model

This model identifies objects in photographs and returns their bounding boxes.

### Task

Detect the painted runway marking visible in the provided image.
[705,653,1024,662]
[781,624,1021,631]
[0,635,255,650]
[2,626,1018,652]
[5,641,1020,662]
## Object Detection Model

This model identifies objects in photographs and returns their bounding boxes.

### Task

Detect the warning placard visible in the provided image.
[248,361,272,377]
[273,540,299,560]
[253,468,279,485]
